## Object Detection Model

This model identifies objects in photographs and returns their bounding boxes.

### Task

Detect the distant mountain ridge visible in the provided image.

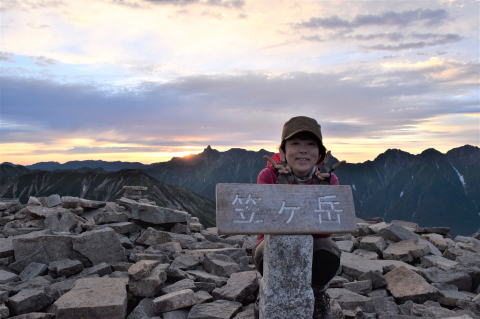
[2,144,479,235]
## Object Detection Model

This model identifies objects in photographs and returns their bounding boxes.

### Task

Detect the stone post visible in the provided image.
[259,235,314,319]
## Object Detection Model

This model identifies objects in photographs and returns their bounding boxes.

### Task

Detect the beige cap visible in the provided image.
[281,116,326,157]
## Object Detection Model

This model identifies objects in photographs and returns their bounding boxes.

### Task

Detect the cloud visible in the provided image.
[296,9,449,29]
[362,33,462,51]
[116,0,245,8]
[1,57,478,150]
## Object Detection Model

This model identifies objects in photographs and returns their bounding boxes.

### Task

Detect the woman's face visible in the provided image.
[283,136,319,177]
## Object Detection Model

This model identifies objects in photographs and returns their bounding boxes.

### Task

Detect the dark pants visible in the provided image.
[253,236,341,290]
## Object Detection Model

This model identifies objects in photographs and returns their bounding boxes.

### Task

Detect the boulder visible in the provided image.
[54,277,127,319]
[161,279,197,295]
[19,262,48,281]
[382,239,430,262]
[44,211,86,233]
[45,194,62,208]
[72,228,126,264]
[340,252,383,280]
[48,259,83,278]
[153,289,197,313]
[170,254,202,270]
[188,300,242,319]
[203,253,240,277]
[384,266,440,303]
[0,269,19,284]
[117,198,188,224]
[128,260,161,281]
[136,228,196,248]
[7,289,52,316]
[212,271,258,304]
[359,236,386,253]
[129,263,169,297]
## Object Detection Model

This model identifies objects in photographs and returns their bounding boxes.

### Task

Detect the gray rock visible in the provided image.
[78,198,106,209]
[153,289,197,313]
[128,260,160,281]
[188,241,233,250]
[399,300,458,318]
[232,303,255,319]
[370,296,399,314]
[170,254,202,270]
[76,262,112,277]
[129,263,169,297]
[419,267,472,291]
[194,282,218,293]
[212,271,258,304]
[164,309,189,319]
[7,289,52,316]
[203,253,240,277]
[45,279,76,300]
[359,236,386,253]
[358,271,387,289]
[0,269,19,284]
[27,196,42,206]
[45,194,62,208]
[341,252,383,280]
[194,290,213,304]
[0,303,8,318]
[170,223,191,234]
[118,197,189,224]
[421,255,459,270]
[0,291,8,303]
[99,222,140,235]
[382,239,430,262]
[48,259,83,278]
[0,238,13,258]
[422,233,452,251]
[329,275,350,288]
[385,266,439,303]
[136,228,196,248]
[25,206,71,218]
[326,288,372,311]
[343,280,372,295]
[54,277,127,319]
[378,224,418,242]
[373,259,418,273]
[19,262,48,281]
[130,252,170,263]
[93,211,129,225]
[72,228,126,264]
[259,235,314,319]
[186,270,228,287]
[127,298,155,319]
[336,240,355,252]
[187,299,242,319]
[353,249,379,260]
[147,242,182,258]
[439,289,475,307]
[61,196,82,209]
[161,279,197,295]
[44,211,86,234]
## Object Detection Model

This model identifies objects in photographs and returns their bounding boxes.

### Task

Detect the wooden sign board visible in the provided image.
[216,183,356,235]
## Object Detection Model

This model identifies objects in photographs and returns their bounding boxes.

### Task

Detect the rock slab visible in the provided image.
[54,277,127,319]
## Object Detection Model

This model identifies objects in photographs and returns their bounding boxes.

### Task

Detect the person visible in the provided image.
[252,116,343,319]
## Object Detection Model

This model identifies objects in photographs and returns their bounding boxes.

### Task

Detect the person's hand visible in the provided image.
[263,155,292,174]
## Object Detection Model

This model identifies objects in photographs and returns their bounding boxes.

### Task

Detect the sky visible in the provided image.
[1,0,479,165]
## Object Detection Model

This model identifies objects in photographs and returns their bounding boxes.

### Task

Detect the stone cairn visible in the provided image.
[0,192,478,318]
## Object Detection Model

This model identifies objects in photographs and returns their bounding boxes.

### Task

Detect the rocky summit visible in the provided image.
[0,190,479,319]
